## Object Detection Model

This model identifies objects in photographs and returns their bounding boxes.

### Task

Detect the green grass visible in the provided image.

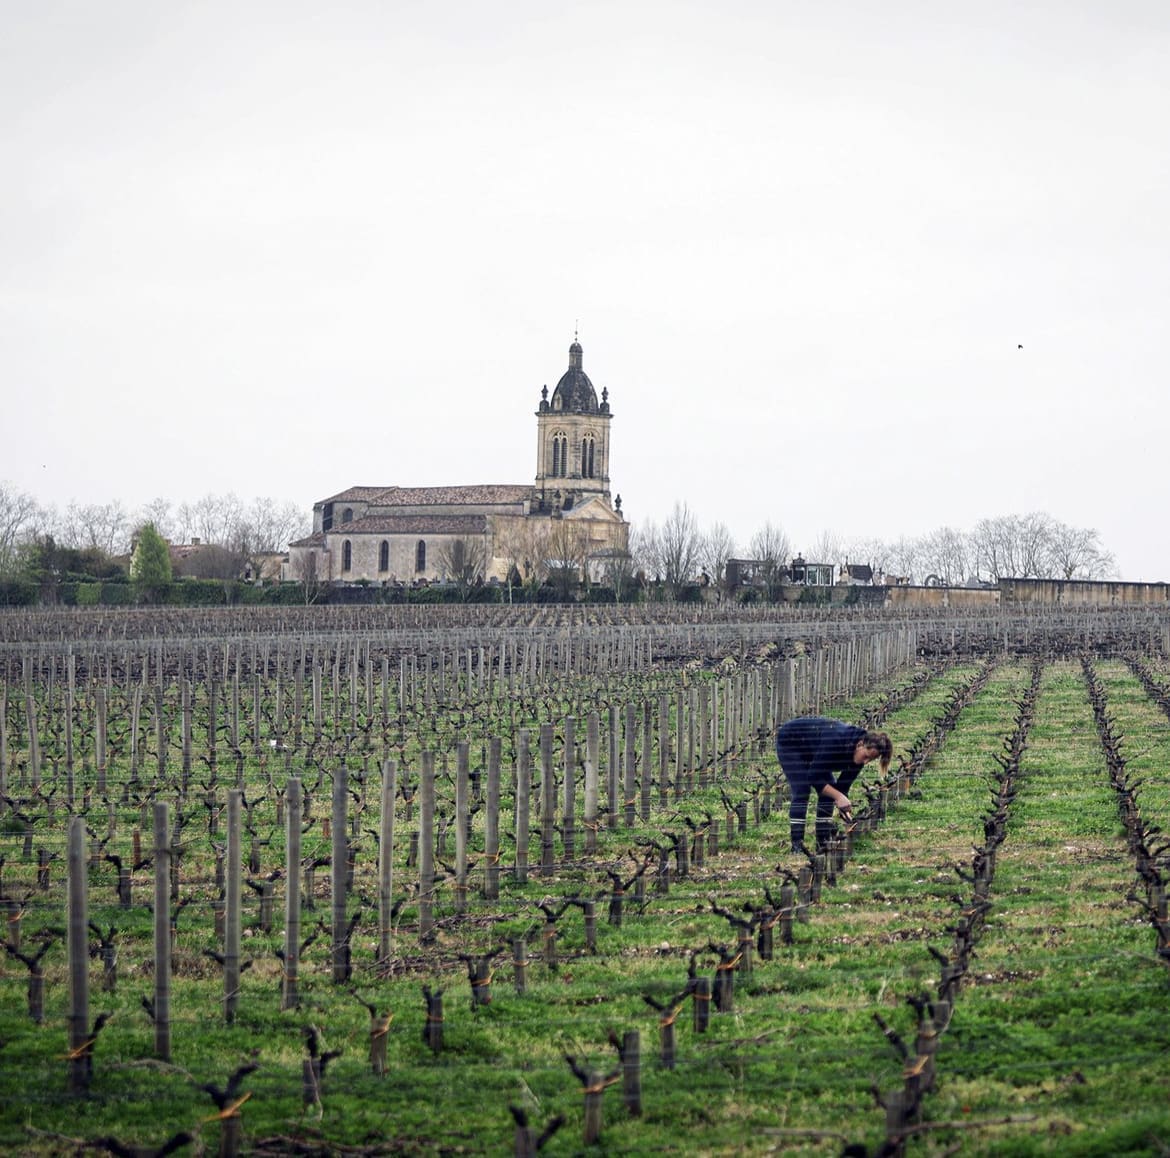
[3,657,1170,1155]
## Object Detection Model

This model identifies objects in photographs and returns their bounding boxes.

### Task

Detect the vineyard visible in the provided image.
[1,604,1168,1157]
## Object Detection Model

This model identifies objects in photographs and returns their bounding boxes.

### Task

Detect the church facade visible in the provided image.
[285,339,629,588]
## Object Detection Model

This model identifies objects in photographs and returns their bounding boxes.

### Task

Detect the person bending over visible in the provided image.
[775,716,892,853]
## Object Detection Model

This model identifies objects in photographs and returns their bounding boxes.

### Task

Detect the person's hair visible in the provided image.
[862,729,893,775]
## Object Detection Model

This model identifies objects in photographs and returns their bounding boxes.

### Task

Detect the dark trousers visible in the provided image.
[776,738,861,849]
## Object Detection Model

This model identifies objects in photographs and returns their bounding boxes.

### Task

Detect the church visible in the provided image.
[285,338,629,588]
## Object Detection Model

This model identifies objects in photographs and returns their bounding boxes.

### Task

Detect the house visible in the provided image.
[838,562,874,586]
[789,556,835,586]
[285,338,629,587]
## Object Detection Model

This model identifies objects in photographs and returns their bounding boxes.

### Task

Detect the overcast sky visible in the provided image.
[4,1,1168,578]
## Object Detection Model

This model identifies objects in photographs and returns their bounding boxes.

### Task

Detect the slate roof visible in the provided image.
[320,486,391,504]
[321,484,531,507]
[325,514,490,536]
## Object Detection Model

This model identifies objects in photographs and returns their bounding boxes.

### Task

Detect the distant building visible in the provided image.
[789,556,835,586]
[839,563,874,585]
[285,338,629,586]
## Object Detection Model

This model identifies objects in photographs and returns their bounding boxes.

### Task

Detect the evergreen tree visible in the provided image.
[130,522,172,600]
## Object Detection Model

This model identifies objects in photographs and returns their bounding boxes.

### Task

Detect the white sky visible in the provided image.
[3,1,1169,578]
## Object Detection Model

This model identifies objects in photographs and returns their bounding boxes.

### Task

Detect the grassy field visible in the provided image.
[2,651,1169,1157]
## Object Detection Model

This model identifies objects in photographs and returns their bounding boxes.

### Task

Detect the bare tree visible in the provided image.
[0,482,41,576]
[601,549,637,603]
[917,526,971,586]
[299,550,325,605]
[971,513,1051,580]
[1045,520,1116,580]
[436,536,487,601]
[136,498,175,542]
[494,517,542,602]
[178,493,246,550]
[539,519,590,601]
[808,529,844,566]
[748,520,791,600]
[657,502,702,598]
[1018,512,1057,577]
[55,501,131,555]
[884,536,923,584]
[629,519,662,586]
[699,522,736,591]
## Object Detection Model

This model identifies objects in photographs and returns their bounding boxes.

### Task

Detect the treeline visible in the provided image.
[632,503,1117,590]
[0,484,308,578]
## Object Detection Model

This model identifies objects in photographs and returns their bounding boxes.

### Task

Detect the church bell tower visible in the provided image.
[534,337,613,513]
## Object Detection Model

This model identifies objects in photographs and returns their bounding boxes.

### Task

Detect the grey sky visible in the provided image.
[4,1,1168,577]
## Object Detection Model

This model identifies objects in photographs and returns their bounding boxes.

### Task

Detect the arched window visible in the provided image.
[582,435,595,478]
[379,541,389,572]
[551,433,568,477]
[342,540,352,571]
[342,507,353,524]
[415,540,426,572]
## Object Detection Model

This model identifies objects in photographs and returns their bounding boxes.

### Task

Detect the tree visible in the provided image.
[699,522,736,595]
[657,502,702,598]
[136,498,175,542]
[600,549,637,603]
[917,526,971,586]
[808,529,844,567]
[1044,520,1116,580]
[539,519,590,601]
[0,482,40,577]
[883,536,922,584]
[436,536,486,601]
[629,519,662,587]
[494,517,542,603]
[129,523,172,601]
[53,500,131,555]
[748,521,791,601]
[971,513,1053,581]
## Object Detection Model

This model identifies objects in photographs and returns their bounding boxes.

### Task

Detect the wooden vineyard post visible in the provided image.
[623,703,637,827]
[0,687,8,810]
[692,975,711,1033]
[796,864,813,922]
[606,705,619,828]
[583,712,599,854]
[455,741,469,913]
[67,815,91,1094]
[484,739,500,900]
[378,760,397,965]
[514,730,531,884]
[640,701,652,822]
[331,764,350,982]
[658,695,670,807]
[422,985,443,1054]
[567,1056,619,1146]
[512,936,529,995]
[153,802,171,1061]
[539,722,555,877]
[562,716,576,862]
[95,686,107,796]
[620,1029,642,1117]
[283,777,302,1010]
[779,881,796,945]
[224,789,242,1024]
[419,751,436,941]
